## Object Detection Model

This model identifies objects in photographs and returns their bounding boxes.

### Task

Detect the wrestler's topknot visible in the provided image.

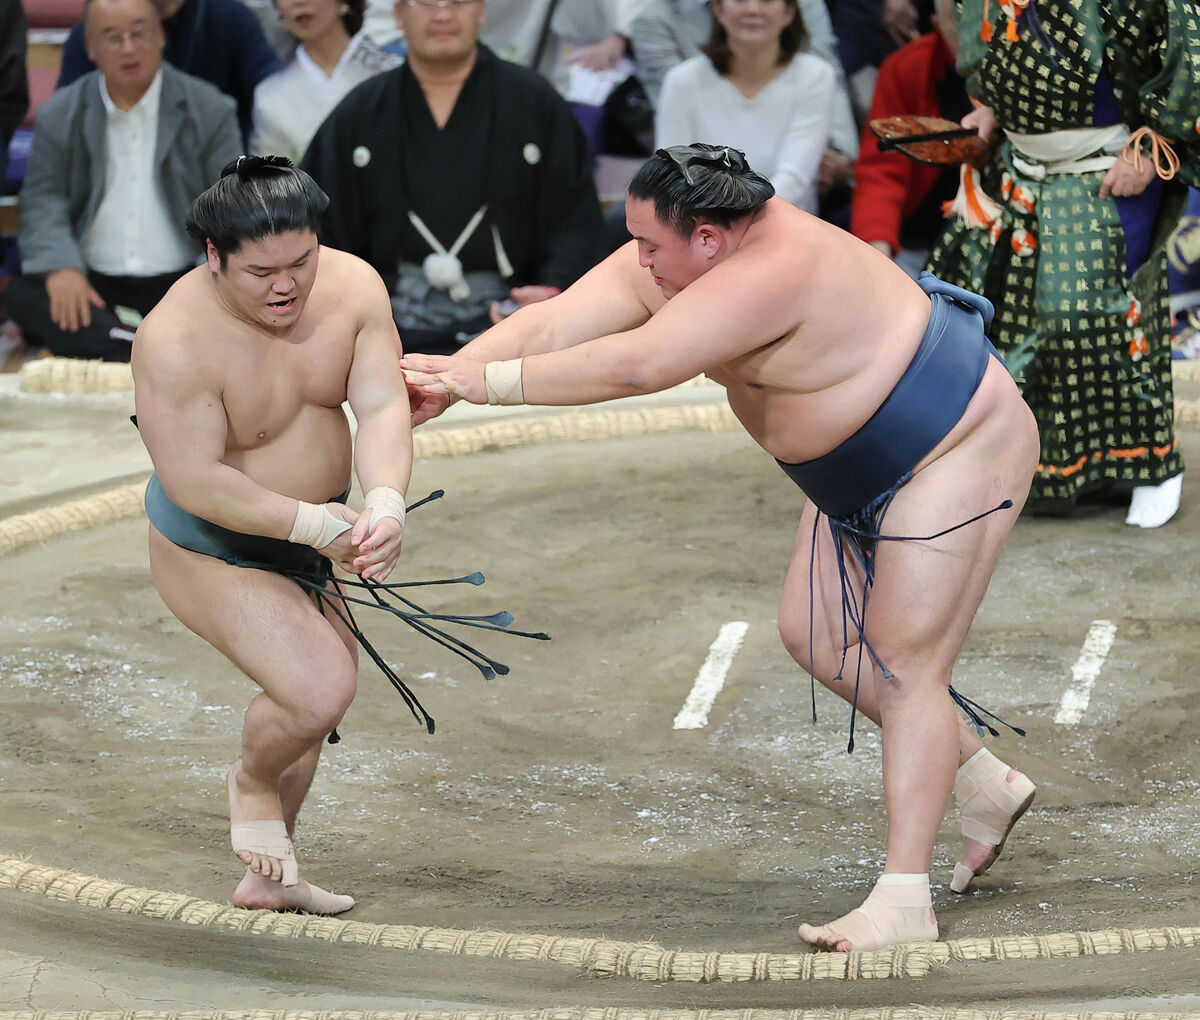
[186,155,330,268]
[628,143,776,239]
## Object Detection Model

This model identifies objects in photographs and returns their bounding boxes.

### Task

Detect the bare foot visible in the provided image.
[227,761,296,885]
[952,751,1036,893]
[233,869,355,914]
[798,880,937,952]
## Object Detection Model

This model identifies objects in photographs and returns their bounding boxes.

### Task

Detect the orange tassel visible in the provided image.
[1005,16,1019,40]
[981,18,994,41]
[942,164,1005,229]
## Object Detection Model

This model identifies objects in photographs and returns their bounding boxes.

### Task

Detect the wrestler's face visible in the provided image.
[276,0,345,43]
[84,0,165,98]
[626,197,715,298]
[395,0,485,66]
[210,230,320,330]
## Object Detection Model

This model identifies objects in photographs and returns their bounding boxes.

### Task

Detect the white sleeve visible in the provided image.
[769,58,836,212]
[654,62,695,150]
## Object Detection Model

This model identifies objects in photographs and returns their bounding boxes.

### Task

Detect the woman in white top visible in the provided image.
[655,0,853,214]
[250,0,401,163]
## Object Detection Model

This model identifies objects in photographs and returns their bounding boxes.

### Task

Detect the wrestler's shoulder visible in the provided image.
[315,244,387,295]
[134,270,222,385]
[137,268,210,343]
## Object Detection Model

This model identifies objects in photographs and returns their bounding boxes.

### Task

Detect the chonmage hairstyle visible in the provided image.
[627,144,775,238]
[186,155,330,268]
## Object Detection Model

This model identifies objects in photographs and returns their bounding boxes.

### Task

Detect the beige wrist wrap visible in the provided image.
[484,358,525,405]
[363,486,406,533]
[289,500,352,550]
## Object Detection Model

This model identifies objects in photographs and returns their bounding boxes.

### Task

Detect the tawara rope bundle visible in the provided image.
[1,855,1197,984]
[0,1010,1199,1020]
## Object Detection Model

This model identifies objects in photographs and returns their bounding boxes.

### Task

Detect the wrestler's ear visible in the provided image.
[693,223,724,261]
[205,240,223,274]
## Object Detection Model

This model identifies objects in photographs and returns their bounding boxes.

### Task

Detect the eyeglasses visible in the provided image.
[95,26,157,51]
[401,0,479,8]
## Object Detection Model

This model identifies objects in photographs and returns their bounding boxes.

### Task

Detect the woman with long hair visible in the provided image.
[655,0,855,214]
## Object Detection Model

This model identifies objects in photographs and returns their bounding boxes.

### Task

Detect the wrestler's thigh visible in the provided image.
[779,499,868,675]
[863,432,1034,680]
[148,526,357,713]
[323,578,360,666]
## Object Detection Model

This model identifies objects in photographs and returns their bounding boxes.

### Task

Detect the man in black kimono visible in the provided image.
[302,0,606,355]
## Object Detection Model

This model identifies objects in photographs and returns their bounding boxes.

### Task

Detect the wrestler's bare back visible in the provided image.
[135,246,373,506]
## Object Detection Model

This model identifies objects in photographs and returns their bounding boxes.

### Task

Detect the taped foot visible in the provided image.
[798,877,937,952]
[951,748,1036,893]
[234,869,355,914]
[231,819,299,887]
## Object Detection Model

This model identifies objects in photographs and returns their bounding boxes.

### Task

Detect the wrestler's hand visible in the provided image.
[405,369,456,426]
[316,503,361,574]
[962,104,1000,147]
[46,268,105,332]
[351,516,403,583]
[399,353,487,405]
[1099,152,1157,199]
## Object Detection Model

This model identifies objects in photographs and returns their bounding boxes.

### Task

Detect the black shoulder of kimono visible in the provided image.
[484,46,569,108]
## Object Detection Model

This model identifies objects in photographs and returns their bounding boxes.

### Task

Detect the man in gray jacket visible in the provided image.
[7,0,240,361]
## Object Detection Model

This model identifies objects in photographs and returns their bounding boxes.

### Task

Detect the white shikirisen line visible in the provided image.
[1054,620,1117,725]
[673,621,749,730]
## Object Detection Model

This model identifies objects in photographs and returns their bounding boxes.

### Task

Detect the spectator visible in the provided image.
[303,0,605,355]
[0,0,28,186]
[849,0,969,277]
[7,0,240,361]
[630,0,843,111]
[250,0,400,162]
[655,0,856,215]
[55,0,280,141]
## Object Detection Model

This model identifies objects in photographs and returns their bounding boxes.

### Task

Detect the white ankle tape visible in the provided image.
[484,358,525,405]
[363,486,406,533]
[877,873,929,886]
[289,500,352,549]
[958,747,991,776]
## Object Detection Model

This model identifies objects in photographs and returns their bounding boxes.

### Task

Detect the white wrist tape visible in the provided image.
[288,500,352,549]
[363,486,406,533]
[484,358,525,405]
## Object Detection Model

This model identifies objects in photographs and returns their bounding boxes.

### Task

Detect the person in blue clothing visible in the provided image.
[56,0,280,141]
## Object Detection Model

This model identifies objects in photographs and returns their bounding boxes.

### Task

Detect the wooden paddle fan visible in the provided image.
[869,115,987,165]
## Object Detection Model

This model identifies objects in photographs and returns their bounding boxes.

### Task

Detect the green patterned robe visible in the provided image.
[928,0,1200,505]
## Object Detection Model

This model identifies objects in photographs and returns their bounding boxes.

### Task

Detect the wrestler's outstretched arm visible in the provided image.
[404,243,801,408]
[133,312,358,571]
[400,242,655,424]
[345,264,414,582]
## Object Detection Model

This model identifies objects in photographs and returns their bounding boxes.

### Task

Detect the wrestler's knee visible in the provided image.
[778,616,841,682]
[871,648,951,707]
[295,661,358,738]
